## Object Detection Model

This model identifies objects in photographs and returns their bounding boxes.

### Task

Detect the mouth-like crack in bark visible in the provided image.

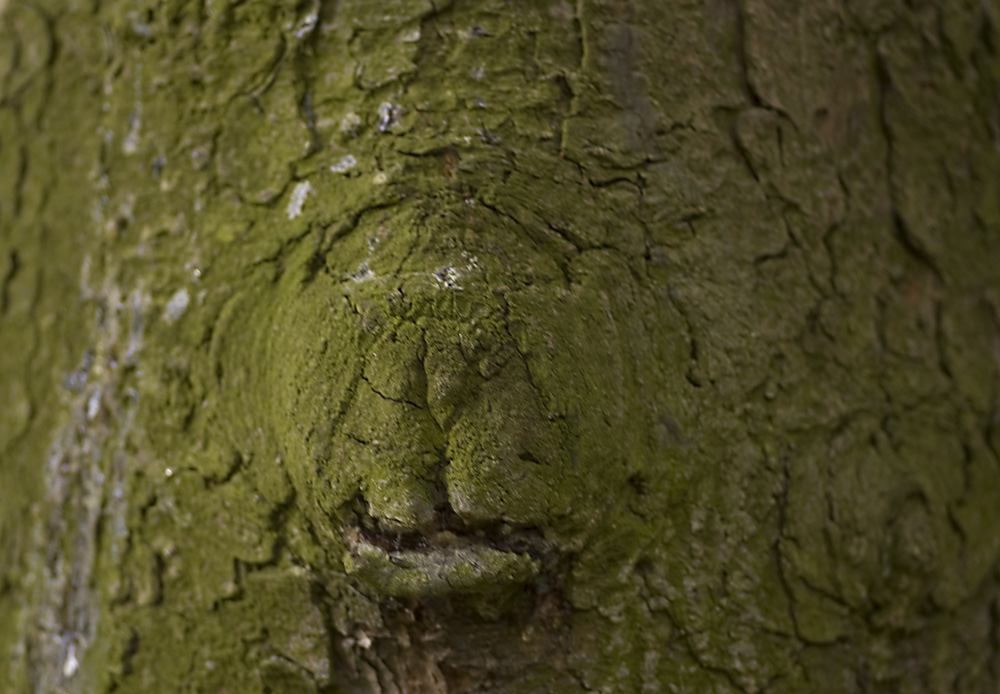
[351,513,548,560]
[347,498,548,560]
[342,501,552,599]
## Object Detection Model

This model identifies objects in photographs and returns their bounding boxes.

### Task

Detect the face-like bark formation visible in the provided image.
[252,198,658,594]
[1,0,1000,692]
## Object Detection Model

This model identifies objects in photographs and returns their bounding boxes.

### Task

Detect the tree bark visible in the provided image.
[2,0,1000,692]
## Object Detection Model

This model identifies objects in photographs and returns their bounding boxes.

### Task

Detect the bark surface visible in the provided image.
[2,0,1000,692]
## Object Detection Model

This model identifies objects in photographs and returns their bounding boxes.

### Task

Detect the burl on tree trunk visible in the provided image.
[1,0,999,692]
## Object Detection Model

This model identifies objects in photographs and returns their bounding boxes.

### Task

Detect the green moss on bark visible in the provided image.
[2,0,1000,692]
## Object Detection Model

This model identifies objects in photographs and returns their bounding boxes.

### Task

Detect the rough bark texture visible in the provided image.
[2,0,1000,692]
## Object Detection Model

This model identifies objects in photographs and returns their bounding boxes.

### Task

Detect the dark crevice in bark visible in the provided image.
[891,210,943,283]
[0,249,18,314]
[238,34,287,103]
[873,44,944,284]
[118,629,139,680]
[410,0,458,86]
[988,594,1000,682]
[684,339,703,388]
[661,285,705,389]
[475,196,574,288]
[202,450,247,488]
[352,516,548,563]
[728,0,795,132]
[358,372,423,410]
[314,197,408,275]
[730,0,761,109]
[150,552,166,607]
[290,0,325,162]
[772,463,803,643]
[244,488,297,574]
[12,145,27,218]
[309,581,344,692]
[932,300,955,385]
[934,8,964,82]
[717,106,761,183]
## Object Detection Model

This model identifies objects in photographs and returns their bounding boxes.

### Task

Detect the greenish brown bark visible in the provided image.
[2,0,1000,691]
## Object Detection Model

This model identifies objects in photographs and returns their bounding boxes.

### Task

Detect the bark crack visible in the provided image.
[873,40,944,282]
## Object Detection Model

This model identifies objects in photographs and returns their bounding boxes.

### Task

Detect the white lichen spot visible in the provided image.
[461,251,480,271]
[86,390,102,420]
[690,505,705,533]
[286,180,313,220]
[62,643,79,678]
[293,10,318,40]
[399,26,421,43]
[79,256,94,297]
[377,102,396,133]
[351,261,375,283]
[122,108,141,155]
[433,265,462,290]
[331,154,357,174]
[36,253,149,690]
[340,112,362,135]
[163,288,190,323]
[128,13,151,37]
[372,172,388,185]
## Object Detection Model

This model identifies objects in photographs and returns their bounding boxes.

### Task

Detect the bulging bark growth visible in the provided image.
[1,0,1000,692]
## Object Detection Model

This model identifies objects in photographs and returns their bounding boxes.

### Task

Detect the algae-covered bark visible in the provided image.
[2,0,1000,691]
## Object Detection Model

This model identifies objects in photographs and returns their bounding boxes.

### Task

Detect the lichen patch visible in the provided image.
[286,180,314,220]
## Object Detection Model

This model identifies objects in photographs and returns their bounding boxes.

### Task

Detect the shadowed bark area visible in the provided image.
[1,0,1000,692]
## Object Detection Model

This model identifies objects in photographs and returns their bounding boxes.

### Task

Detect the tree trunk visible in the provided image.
[2,0,1000,691]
